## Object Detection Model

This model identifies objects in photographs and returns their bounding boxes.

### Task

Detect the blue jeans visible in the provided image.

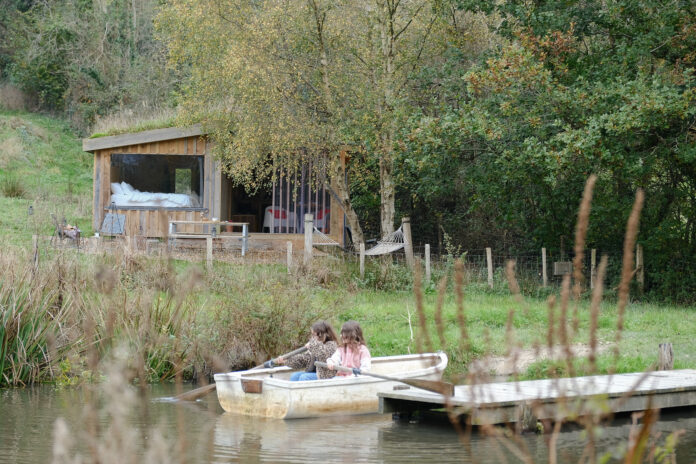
[290,372,318,381]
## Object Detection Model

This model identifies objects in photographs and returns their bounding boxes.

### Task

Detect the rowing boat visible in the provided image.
[213,351,448,419]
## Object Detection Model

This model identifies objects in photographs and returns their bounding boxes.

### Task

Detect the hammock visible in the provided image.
[365,226,405,256]
[313,227,340,246]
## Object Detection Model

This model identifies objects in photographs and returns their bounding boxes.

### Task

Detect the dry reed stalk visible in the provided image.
[613,189,644,368]
[454,260,469,351]
[572,175,596,303]
[624,405,658,463]
[547,419,563,464]
[588,255,608,373]
[413,264,433,353]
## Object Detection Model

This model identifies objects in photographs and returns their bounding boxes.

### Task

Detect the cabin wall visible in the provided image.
[93,135,212,237]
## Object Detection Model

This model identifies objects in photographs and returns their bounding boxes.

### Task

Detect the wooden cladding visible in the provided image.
[92,135,209,234]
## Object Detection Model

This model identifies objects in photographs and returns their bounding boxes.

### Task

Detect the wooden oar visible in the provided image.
[174,346,309,401]
[315,361,455,396]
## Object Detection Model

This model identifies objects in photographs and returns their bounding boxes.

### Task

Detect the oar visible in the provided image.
[174,346,309,401]
[315,361,455,397]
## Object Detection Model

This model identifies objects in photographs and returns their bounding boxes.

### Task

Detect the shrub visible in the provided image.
[1,173,26,198]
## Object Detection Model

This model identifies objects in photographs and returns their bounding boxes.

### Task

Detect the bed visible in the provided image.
[110,182,200,208]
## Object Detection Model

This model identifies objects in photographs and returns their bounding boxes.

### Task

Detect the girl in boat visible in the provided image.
[326,320,371,376]
[278,320,339,381]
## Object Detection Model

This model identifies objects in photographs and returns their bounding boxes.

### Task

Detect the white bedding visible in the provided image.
[110,182,200,208]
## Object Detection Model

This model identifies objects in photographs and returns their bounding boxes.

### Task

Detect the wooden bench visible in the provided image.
[168,220,250,256]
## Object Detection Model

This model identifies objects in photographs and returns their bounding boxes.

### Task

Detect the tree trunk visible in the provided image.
[332,159,364,248]
[379,153,395,237]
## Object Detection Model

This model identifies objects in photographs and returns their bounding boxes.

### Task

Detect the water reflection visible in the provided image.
[1,385,696,463]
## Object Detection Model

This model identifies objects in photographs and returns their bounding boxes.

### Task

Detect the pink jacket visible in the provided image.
[328,344,371,376]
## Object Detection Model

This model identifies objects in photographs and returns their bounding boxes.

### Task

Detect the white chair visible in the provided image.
[314,208,330,232]
[263,206,296,232]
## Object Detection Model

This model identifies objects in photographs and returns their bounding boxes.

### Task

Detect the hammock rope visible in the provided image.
[364,225,405,256]
[312,227,340,246]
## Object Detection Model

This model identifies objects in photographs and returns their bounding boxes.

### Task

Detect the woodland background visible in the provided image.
[1,0,694,303]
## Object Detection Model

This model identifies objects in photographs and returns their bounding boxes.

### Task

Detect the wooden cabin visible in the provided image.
[83,125,346,249]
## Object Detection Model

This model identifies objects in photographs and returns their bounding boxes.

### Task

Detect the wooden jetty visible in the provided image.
[379,369,696,429]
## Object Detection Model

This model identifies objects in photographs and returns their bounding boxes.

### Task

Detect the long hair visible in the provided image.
[312,320,338,344]
[339,320,365,352]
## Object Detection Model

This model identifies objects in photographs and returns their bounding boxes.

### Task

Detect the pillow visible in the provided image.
[111,182,123,195]
[120,182,135,194]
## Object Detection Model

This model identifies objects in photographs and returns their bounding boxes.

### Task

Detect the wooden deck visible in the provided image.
[379,369,696,428]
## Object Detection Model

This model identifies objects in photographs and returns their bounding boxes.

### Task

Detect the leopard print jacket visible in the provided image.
[286,338,338,379]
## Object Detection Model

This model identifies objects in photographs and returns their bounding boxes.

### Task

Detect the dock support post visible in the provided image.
[516,403,538,434]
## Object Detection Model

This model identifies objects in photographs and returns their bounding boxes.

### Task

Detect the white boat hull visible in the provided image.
[214,352,448,419]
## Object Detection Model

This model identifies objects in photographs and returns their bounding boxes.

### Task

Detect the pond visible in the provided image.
[2,384,696,463]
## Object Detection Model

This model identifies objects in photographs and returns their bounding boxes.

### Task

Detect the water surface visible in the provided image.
[1,384,695,463]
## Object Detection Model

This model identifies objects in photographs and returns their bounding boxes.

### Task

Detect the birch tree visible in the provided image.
[157,0,448,241]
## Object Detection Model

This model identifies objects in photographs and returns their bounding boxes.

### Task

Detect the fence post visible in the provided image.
[360,242,365,279]
[287,241,293,274]
[542,247,548,287]
[590,248,597,290]
[304,214,313,266]
[402,217,414,270]
[486,247,493,289]
[206,236,213,271]
[425,244,431,284]
[636,244,644,295]
[32,234,39,272]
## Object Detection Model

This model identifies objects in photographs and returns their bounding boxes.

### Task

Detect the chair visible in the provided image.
[312,208,330,232]
[262,206,296,233]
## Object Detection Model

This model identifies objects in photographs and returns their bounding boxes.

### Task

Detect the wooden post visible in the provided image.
[304,214,313,266]
[590,248,597,290]
[542,248,548,287]
[287,241,293,274]
[658,343,673,370]
[402,217,414,270]
[486,247,493,289]
[425,244,431,284]
[636,244,644,295]
[359,242,365,279]
[32,234,39,272]
[206,236,213,271]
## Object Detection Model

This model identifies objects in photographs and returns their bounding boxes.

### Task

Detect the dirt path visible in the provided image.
[470,342,611,377]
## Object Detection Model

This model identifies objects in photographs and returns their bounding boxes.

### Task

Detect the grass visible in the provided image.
[0,111,92,245]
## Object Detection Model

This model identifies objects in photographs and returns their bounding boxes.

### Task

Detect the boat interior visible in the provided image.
[239,353,444,380]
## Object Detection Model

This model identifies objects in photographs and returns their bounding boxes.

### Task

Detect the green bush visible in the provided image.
[1,173,26,198]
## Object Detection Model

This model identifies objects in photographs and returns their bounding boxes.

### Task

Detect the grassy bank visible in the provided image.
[0,111,92,246]
[2,238,696,387]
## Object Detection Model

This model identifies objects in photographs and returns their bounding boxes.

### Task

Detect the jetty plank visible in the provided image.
[379,369,696,426]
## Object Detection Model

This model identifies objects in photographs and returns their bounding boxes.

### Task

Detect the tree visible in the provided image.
[5,0,177,131]
[157,0,451,241]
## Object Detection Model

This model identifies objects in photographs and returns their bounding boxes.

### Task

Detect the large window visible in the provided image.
[111,154,203,198]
